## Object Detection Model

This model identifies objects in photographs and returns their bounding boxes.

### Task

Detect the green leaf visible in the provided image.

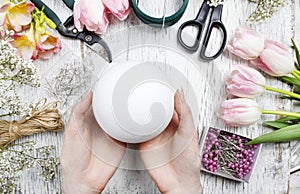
[246,124,300,145]
[263,121,291,129]
[295,62,300,71]
[281,96,300,101]
[280,76,300,88]
[292,39,300,69]
[275,114,300,122]
[293,86,300,94]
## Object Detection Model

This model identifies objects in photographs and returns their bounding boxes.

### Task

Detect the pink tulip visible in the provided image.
[35,32,62,60]
[10,24,37,60]
[225,65,266,98]
[251,40,294,76]
[219,98,262,126]
[102,0,130,20]
[0,2,34,32]
[227,28,265,60]
[73,0,108,34]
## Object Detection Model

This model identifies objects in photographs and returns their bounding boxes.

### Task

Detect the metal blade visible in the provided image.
[85,40,112,63]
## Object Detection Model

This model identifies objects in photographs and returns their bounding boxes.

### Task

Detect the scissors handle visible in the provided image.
[177,0,208,52]
[200,21,227,60]
[200,5,227,61]
[62,0,74,10]
[177,21,204,52]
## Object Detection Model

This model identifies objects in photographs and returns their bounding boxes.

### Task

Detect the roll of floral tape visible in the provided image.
[131,0,189,27]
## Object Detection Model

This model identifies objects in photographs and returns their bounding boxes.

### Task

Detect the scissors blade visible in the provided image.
[84,37,112,63]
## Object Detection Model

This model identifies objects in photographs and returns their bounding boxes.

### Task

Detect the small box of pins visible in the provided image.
[199,127,261,182]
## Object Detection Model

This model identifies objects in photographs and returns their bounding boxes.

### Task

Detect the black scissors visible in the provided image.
[30,0,112,63]
[177,0,227,61]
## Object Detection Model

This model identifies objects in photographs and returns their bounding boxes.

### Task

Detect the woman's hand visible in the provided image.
[138,90,202,194]
[61,92,126,194]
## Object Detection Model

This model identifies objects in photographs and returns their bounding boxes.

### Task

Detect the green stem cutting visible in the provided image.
[262,110,300,118]
[292,69,300,80]
[265,85,300,100]
[293,68,300,76]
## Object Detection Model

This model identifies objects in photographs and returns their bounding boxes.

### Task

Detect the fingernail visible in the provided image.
[179,89,185,102]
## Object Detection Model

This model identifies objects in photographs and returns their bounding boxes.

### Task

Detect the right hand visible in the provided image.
[138,90,202,194]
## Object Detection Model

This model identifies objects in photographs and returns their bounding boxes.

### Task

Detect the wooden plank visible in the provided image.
[289,1,300,194]
[3,0,293,193]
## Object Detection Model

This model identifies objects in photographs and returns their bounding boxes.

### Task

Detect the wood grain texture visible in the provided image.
[11,0,297,194]
[290,1,300,194]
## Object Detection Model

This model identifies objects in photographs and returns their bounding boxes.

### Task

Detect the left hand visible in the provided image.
[61,91,126,194]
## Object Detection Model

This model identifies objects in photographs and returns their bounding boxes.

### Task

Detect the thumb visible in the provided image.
[65,91,93,133]
[174,89,193,121]
[174,90,195,134]
[72,91,93,115]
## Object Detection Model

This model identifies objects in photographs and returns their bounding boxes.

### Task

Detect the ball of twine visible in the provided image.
[0,99,64,147]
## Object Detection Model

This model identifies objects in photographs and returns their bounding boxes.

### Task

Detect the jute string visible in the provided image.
[0,99,64,147]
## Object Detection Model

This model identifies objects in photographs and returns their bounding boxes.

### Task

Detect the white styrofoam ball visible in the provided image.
[92,61,175,143]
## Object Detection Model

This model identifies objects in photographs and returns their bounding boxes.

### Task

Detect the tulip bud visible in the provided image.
[251,40,294,76]
[225,65,266,98]
[227,28,265,60]
[102,0,130,21]
[219,98,262,126]
[73,0,108,34]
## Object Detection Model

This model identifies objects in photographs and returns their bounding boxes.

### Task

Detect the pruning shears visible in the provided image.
[30,0,112,63]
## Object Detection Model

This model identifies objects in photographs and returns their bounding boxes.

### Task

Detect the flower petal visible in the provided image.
[10,34,36,60]
[227,27,265,60]
[6,2,34,32]
[219,98,262,126]
[73,0,109,34]
[102,0,130,20]
[35,31,62,59]
[225,65,266,98]
[252,40,294,76]
[0,12,5,26]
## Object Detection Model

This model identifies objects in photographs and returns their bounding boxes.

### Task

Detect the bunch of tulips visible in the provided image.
[219,27,300,144]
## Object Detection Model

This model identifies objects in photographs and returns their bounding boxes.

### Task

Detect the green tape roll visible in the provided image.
[131,0,189,28]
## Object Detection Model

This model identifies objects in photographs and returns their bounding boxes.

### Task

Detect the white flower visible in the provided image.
[0,31,40,117]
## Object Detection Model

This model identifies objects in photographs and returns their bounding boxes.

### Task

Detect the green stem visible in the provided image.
[262,110,300,118]
[265,85,300,100]
[292,69,300,80]
[294,68,300,76]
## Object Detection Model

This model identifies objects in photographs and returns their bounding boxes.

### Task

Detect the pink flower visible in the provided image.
[0,3,9,26]
[251,40,294,76]
[219,98,262,126]
[73,0,108,34]
[102,0,130,20]
[0,1,34,32]
[225,65,266,98]
[10,24,37,60]
[227,28,265,60]
[35,32,62,60]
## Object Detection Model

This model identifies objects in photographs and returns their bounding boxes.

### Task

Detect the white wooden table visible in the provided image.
[17,0,299,193]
